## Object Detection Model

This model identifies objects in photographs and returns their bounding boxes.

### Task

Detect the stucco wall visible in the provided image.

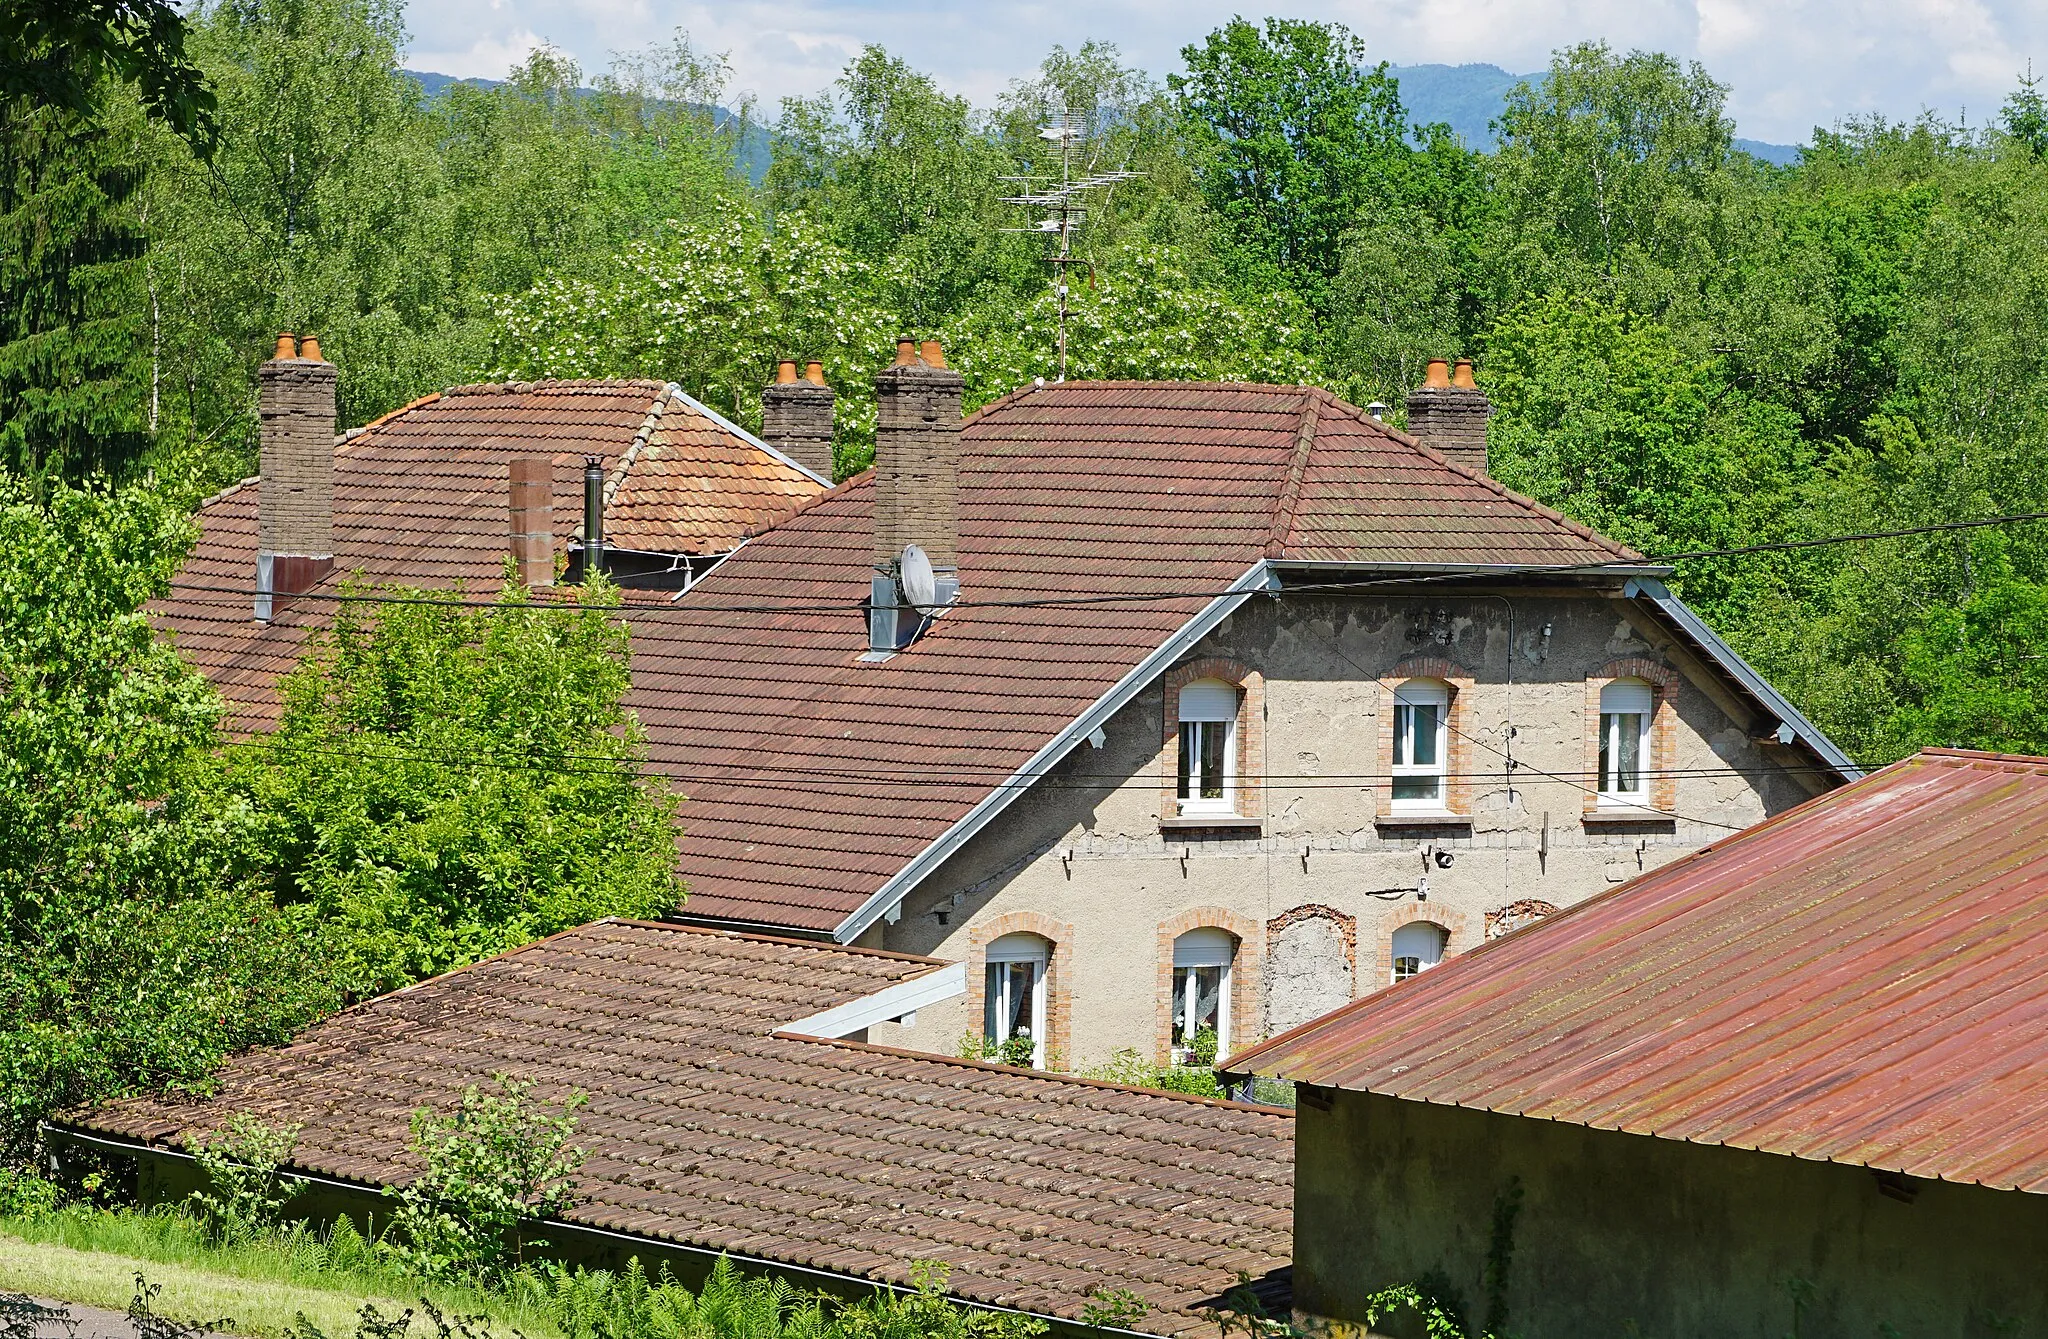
[1293,1089,2048,1337]
[869,591,1822,1068]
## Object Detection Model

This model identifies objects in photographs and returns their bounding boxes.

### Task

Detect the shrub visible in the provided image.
[382,1075,588,1283]
[189,1112,303,1242]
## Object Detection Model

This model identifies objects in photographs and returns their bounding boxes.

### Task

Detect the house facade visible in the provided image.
[1224,749,2048,1335]
[154,338,1857,1073]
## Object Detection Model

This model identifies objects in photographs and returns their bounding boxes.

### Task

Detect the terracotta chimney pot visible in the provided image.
[775,359,799,384]
[804,360,826,387]
[299,335,322,362]
[274,332,297,360]
[1424,358,1452,389]
[920,339,947,369]
[1452,358,1477,389]
[893,338,917,367]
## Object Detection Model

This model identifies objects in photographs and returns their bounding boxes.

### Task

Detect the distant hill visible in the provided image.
[1386,62,1802,164]
[402,70,773,183]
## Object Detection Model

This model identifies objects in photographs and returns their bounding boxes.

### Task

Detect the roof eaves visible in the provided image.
[833,561,1277,943]
[666,383,833,487]
[1624,576,1861,781]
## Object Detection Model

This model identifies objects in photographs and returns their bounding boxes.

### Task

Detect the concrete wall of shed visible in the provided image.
[868,592,1819,1070]
[1292,1089,2048,1338]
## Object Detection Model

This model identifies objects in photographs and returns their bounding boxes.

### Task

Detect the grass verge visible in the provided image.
[0,1209,562,1338]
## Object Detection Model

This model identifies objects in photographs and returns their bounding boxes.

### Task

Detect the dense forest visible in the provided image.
[8,0,2048,773]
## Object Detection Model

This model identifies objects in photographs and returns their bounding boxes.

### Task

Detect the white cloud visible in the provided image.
[399,0,2048,143]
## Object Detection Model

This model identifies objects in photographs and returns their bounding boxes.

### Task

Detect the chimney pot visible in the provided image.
[509,456,555,587]
[804,360,826,387]
[893,338,917,367]
[255,333,337,620]
[761,360,836,480]
[919,339,947,369]
[299,335,323,363]
[1405,357,1492,477]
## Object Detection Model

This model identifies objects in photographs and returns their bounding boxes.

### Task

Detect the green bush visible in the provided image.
[382,1075,588,1283]
[190,1112,303,1242]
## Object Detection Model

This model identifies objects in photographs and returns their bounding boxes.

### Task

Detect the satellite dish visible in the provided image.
[898,543,938,612]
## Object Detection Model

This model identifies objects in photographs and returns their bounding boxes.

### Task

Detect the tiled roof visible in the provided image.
[644,383,1640,931]
[1224,749,2048,1195]
[152,380,1644,924]
[154,380,825,729]
[68,920,1294,1332]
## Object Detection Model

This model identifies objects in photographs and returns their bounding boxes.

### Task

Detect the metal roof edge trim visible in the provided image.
[833,562,1274,943]
[666,383,833,487]
[41,1126,1160,1338]
[781,961,968,1038]
[1267,559,1671,579]
[1624,576,1862,780]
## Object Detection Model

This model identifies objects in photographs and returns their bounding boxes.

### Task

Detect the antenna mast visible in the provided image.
[1000,96,1137,383]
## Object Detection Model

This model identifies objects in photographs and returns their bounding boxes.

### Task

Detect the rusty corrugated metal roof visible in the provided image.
[1225,749,2048,1194]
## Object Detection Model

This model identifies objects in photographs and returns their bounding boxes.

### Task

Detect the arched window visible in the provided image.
[1391,921,1448,983]
[1598,678,1655,804]
[1171,928,1235,1064]
[983,933,1049,1068]
[1391,679,1450,811]
[1176,679,1238,815]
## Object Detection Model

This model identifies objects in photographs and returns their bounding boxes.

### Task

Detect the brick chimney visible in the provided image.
[761,358,835,480]
[868,337,963,654]
[255,332,337,621]
[508,456,554,587]
[1405,357,1492,476]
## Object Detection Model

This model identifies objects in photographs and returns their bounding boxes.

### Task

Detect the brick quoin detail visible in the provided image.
[1583,658,1681,815]
[1377,655,1478,816]
[1153,907,1262,1065]
[1158,657,1265,825]
[1363,903,1470,990]
[964,911,1075,1069]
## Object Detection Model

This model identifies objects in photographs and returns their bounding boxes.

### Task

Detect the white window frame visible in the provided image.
[1390,679,1451,813]
[1176,679,1238,816]
[1170,928,1235,1065]
[1390,921,1448,984]
[983,933,1048,1068]
[1597,679,1656,807]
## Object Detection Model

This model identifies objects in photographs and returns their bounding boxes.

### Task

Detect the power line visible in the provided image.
[154,507,2048,618]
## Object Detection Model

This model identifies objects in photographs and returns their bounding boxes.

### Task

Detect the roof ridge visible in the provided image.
[1265,390,1321,559]
[610,917,952,966]
[592,386,671,530]
[196,474,261,510]
[334,391,445,457]
[1324,394,1643,563]
[779,1032,1299,1118]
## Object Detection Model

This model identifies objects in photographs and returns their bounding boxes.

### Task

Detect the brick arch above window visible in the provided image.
[1153,907,1263,1065]
[1585,657,1682,815]
[965,911,1075,1068]
[1377,655,1478,817]
[1363,903,1471,988]
[1158,657,1265,824]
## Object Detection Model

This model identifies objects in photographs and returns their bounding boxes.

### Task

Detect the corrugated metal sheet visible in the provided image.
[1225,749,2048,1194]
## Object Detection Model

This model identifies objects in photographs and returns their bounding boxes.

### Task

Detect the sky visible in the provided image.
[405,0,2048,147]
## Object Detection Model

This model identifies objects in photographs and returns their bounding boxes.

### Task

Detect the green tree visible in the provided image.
[0,0,216,149]
[0,475,329,1160]
[219,575,683,999]
[1170,19,1416,308]
[1487,43,1739,316]
[0,95,151,485]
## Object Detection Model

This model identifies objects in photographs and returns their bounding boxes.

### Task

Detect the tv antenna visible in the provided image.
[999,95,1138,383]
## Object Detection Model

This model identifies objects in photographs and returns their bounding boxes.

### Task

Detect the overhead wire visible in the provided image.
[153,507,2048,617]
